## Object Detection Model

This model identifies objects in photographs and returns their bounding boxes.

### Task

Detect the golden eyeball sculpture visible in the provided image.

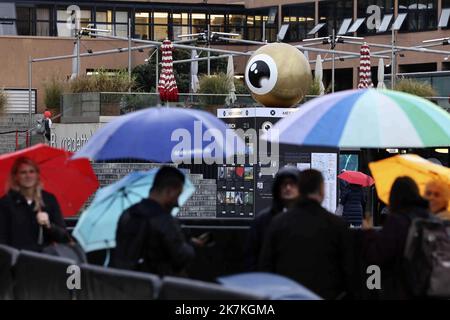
[245,43,312,108]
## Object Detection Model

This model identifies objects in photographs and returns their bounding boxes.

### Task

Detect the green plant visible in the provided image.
[68,69,134,93]
[0,88,7,113]
[394,78,437,98]
[44,76,65,110]
[198,73,231,106]
[307,79,323,96]
[234,78,249,94]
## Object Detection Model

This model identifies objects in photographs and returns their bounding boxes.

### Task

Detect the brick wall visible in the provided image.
[91,163,217,218]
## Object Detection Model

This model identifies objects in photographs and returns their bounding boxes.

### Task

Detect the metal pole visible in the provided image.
[90,33,252,56]
[332,29,335,93]
[262,21,266,42]
[207,24,211,76]
[172,53,237,65]
[76,33,80,77]
[28,56,32,130]
[32,44,158,63]
[128,18,132,92]
[391,28,396,89]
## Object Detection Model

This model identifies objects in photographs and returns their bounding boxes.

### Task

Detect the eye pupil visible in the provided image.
[248,60,271,89]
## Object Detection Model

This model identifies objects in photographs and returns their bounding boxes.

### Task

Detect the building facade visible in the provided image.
[0,0,449,112]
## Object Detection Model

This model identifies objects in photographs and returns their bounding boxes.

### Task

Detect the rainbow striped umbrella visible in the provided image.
[263,89,450,148]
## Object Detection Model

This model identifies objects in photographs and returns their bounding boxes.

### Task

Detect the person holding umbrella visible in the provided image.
[338,171,374,227]
[0,157,70,251]
[113,166,198,277]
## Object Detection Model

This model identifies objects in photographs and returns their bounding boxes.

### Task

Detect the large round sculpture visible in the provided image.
[245,43,312,108]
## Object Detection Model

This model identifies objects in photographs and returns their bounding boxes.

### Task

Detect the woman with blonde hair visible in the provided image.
[0,157,69,251]
[424,179,450,221]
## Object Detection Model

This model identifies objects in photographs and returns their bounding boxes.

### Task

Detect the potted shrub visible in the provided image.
[44,76,65,121]
[198,73,231,113]
[394,78,437,98]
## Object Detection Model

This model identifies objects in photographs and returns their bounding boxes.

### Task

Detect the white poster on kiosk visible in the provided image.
[311,153,338,213]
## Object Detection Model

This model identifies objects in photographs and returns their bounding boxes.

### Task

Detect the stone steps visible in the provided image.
[88,162,217,218]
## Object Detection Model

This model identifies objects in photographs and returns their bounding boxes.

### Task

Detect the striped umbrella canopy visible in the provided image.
[158,39,179,102]
[262,89,450,148]
[358,43,373,89]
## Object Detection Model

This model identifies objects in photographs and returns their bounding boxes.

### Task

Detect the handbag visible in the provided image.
[42,241,87,264]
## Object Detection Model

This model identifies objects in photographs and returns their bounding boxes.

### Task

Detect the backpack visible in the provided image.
[35,119,45,134]
[113,208,149,271]
[403,216,450,298]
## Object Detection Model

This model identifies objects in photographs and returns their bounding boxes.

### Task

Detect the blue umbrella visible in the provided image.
[72,169,195,253]
[217,272,322,300]
[73,107,246,162]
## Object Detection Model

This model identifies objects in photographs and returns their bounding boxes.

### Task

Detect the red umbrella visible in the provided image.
[158,39,179,102]
[0,144,99,217]
[338,170,375,187]
[358,43,373,89]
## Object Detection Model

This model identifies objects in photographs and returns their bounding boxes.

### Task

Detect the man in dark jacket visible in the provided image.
[244,166,301,271]
[259,169,354,300]
[113,166,195,276]
[0,190,69,252]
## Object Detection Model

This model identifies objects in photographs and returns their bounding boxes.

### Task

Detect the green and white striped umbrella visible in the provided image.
[263,89,450,148]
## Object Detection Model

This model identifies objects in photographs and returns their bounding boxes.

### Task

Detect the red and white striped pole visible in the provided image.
[158,39,179,103]
[358,43,374,89]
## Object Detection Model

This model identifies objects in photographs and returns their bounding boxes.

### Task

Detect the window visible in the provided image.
[172,12,189,40]
[263,15,278,42]
[0,3,17,35]
[57,8,91,37]
[227,14,245,39]
[357,0,393,35]
[153,12,168,40]
[134,11,149,39]
[16,6,33,35]
[319,0,353,37]
[192,12,207,34]
[96,10,113,34]
[210,14,225,33]
[115,11,128,37]
[36,8,50,36]
[247,8,277,41]
[282,3,315,41]
[399,0,437,32]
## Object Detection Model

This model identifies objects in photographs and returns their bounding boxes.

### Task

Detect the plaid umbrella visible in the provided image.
[358,43,373,89]
[158,39,179,102]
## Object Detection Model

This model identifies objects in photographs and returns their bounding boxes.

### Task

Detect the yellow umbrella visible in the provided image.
[369,154,450,205]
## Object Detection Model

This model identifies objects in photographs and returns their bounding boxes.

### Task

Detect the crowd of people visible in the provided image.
[0,157,449,300]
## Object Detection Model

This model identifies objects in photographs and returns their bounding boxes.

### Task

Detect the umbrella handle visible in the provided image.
[38,226,44,245]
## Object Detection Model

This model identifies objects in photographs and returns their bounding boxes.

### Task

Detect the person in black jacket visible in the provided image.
[259,169,355,300]
[113,166,196,277]
[244,166,301,271]
[342,184,366,227]
[360,176,430,300]
[0,157,69,251]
